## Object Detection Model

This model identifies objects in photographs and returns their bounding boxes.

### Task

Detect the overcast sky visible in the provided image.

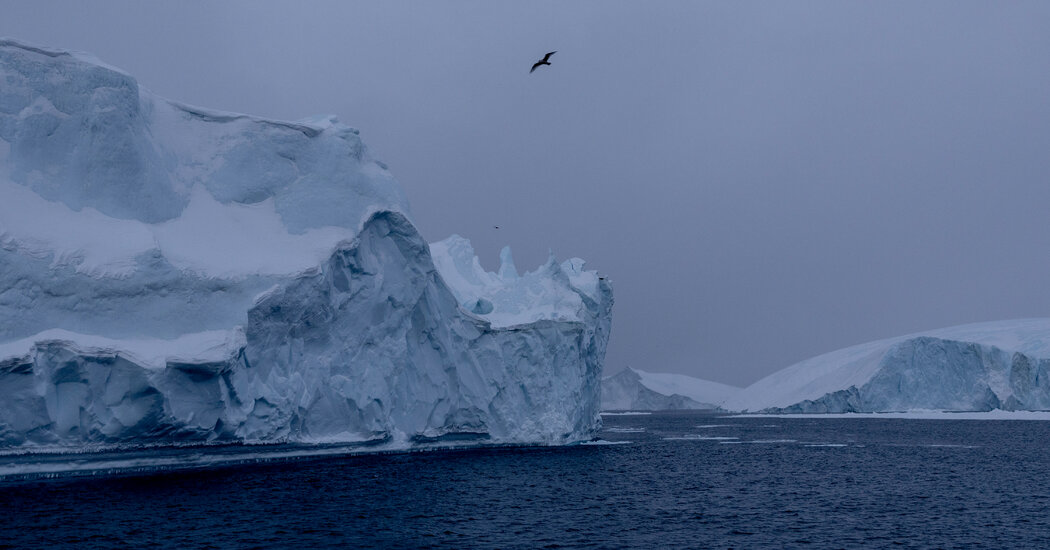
[3,1,1049,386]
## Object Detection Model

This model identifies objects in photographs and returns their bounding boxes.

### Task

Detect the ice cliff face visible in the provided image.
[726,319,1050,413]
[601,368,740,411]
[0,39,405,230]
[0,39,612,449]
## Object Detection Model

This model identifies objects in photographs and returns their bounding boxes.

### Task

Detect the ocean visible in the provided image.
[2,411,1049,548]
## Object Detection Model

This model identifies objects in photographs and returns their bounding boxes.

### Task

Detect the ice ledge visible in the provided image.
[0,329,244,371]
[0,37,131,76]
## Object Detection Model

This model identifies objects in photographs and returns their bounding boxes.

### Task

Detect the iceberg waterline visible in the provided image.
[0,38,612,451]
[600,319,1050,414]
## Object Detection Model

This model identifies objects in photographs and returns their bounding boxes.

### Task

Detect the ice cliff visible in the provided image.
[601,368,740,411]
[726,319,1050,413]
[0,39,612,450]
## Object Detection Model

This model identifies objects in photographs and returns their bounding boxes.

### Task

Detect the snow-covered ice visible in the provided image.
[595,320,1050,415]
[0,38,613,451]
[429,236,602,328]
[727,319,1050,413]
[601,367,740,410]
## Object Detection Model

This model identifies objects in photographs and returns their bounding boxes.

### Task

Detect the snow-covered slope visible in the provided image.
[726,319,1050,413]
[0,38,612,450]
[601,368,740,411]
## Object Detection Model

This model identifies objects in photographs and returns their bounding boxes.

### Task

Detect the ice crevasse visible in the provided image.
[0,38,613,450]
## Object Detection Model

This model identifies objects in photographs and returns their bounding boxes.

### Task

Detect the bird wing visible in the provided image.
[530,61,542,73]
[542,51,557,62]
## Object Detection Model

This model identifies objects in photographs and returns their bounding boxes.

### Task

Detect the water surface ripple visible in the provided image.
[2,411,1049,548]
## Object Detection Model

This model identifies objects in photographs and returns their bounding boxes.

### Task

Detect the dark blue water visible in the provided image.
[3,411,1050,548]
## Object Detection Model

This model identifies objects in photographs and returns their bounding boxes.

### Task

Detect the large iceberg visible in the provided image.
[601,367,740,411]
[726,319,1050,413]
[0,39,612,451]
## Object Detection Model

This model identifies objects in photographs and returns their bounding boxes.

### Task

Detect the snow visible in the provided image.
[0,329,243,371]
[0,38,613,452]
[429,235,602,328]
[725,337,895,412]
[0,34,404,279]
[726,319,1050,413]
[0,37,131,77]
[633,368,742,407]
[601,367,741,411]
[152,185,358,278]
[0,179,358,277]
[0,178,155,276]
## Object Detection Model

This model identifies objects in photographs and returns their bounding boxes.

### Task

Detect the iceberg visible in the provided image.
[0,38,612,451]
[601,367,741,411]
[726,319,1050,413]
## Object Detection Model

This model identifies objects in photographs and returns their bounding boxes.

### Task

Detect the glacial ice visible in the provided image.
[429,236,602,328]
[599,321,1050,415]
[601,367,741,411]
[0,38,612,451]
[726,319,1050,413]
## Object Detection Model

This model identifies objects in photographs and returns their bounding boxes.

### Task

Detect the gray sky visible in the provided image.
[3,1,1049,386]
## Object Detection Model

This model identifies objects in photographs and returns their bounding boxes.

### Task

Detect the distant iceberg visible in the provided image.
[726,319,1050,413]
[0,38,612,451]
[602,367,740,411]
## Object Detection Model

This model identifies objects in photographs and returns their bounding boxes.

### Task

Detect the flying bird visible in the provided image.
[530,51,556,73]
